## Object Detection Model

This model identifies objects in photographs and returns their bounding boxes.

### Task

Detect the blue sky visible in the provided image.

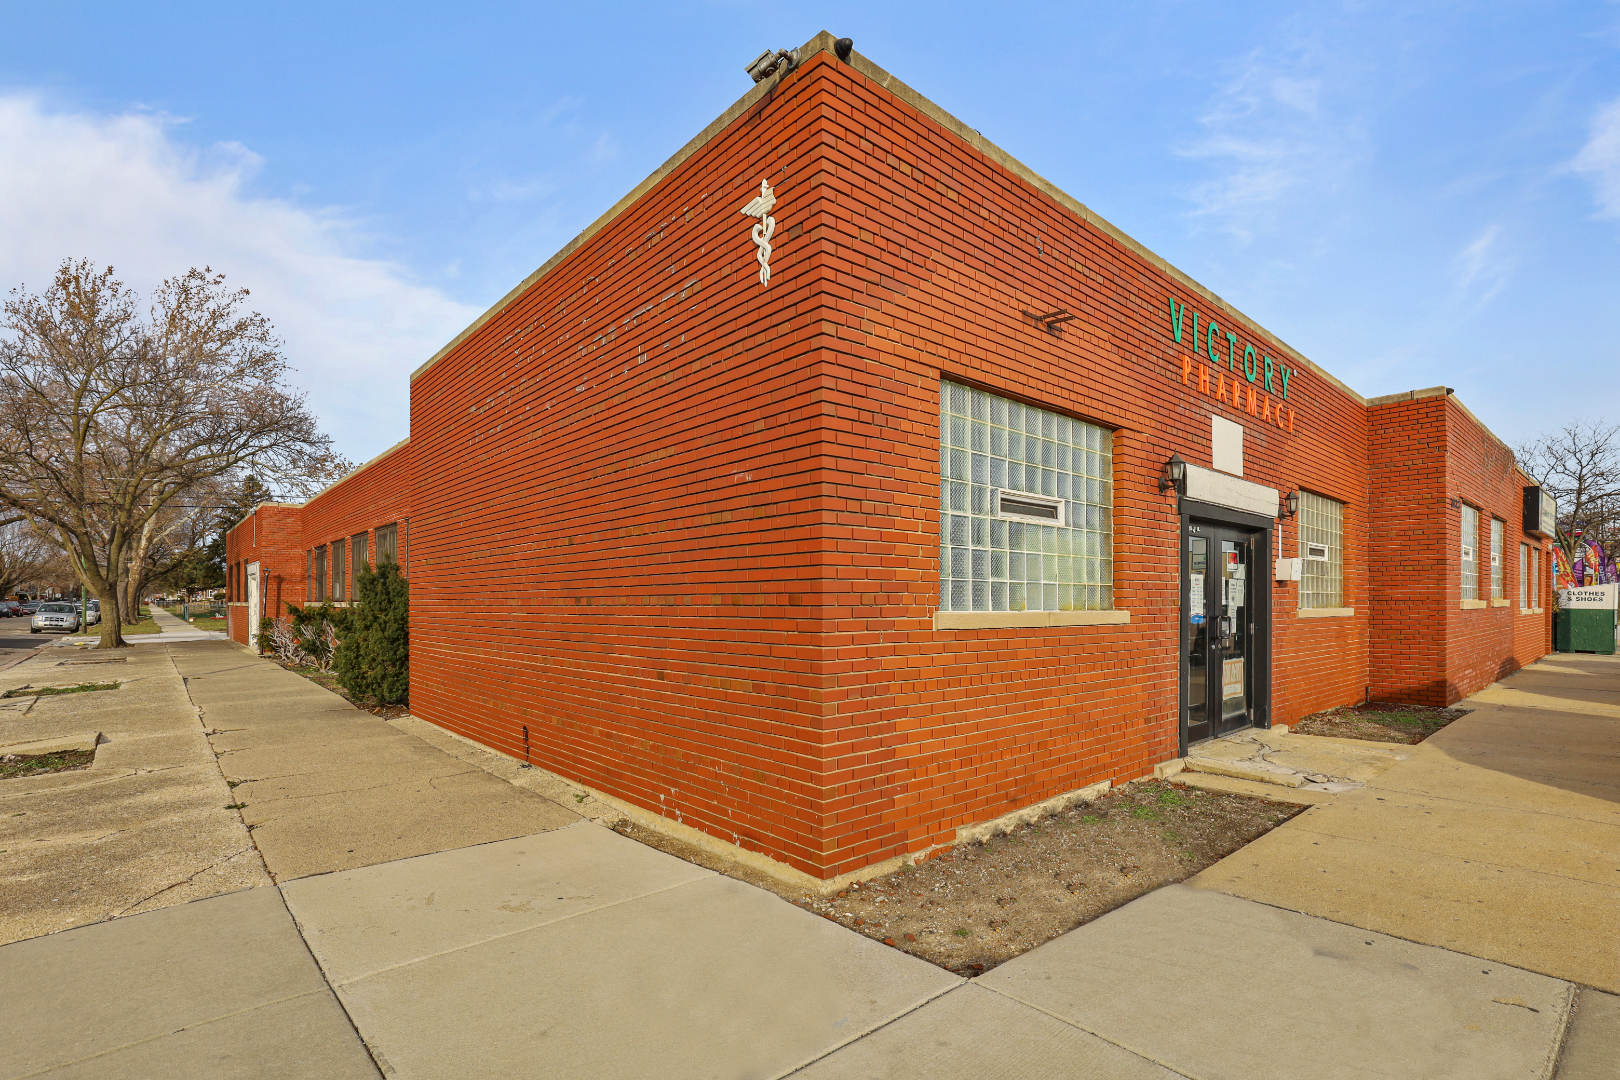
[1,1,1616,467]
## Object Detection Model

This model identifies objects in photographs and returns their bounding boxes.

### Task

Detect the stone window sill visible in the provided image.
[1520,607,1545,615]
[1298,607,1354,619]
[1491,598,1510,608]
[1460,599,1487,610]
[933,610,1131,630]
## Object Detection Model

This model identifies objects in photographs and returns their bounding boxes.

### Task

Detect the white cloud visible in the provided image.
[1177,50,1363,242]
[0,94,479,467]
[1571,96,1620,218]
[1452,224,1513,308]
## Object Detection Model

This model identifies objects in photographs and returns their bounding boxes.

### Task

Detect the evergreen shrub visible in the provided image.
[333,561,409,705]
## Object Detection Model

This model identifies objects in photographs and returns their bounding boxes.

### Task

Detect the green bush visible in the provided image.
[333,562,408,705]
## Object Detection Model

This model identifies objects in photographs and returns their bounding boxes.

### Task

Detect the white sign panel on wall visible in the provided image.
[1558,584,1618,610]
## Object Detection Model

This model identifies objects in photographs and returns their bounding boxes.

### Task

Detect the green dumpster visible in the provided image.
[1554,609,1617,654]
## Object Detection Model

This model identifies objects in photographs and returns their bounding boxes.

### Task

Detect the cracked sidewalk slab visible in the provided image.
[0,644,270,946]
[1185,727,1408,791]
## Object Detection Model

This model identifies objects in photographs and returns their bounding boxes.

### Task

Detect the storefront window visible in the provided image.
[1490,518,1504,600]
[1298,491,1343,609]
[938,381,1113,612]
[1460,505,1478,600]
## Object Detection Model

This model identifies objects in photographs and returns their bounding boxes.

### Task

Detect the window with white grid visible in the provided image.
[1490,518,1504,600]
[1460,504,1478,600]
[1298,491,1343,609]
[1519,543,1529,609]
[938,381,1113,613]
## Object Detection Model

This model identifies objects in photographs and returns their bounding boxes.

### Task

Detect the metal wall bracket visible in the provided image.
[1021,308,1077,335]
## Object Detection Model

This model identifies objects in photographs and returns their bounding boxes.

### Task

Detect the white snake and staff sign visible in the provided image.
[739,179,777,286]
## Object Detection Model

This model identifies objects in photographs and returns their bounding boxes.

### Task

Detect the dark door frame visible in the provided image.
[1177,498,1274,757]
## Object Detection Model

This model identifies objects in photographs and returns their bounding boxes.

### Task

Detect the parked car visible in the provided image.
[0,601,24,617]
[19,600,41,615]
[31,602,81,634]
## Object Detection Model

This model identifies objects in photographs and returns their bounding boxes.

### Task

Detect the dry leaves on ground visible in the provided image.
[1293,702,1466,745]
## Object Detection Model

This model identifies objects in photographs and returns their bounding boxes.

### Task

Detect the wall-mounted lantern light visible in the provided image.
[1160,453,1187,496]
[1279,490,1300,519]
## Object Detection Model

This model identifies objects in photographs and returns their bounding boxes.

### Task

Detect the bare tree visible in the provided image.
[0,521,51,600]
[1516,419,1620,571]
[0,260,349,648]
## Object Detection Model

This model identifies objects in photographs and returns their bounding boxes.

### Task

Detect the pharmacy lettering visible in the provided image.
[1167,297,1302,434]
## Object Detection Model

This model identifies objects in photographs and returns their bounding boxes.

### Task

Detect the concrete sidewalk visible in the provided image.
[3,642,1615,1079]
[1190,654,1620,994]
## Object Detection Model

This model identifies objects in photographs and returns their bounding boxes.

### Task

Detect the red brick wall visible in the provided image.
[404,50,1376,879]
[407,60,836,875]
[1367,394,1451,703]
[1364,392,1548,705]
[806,56,1372,871]
[1443,397,1549,700]
[225,44,1544,880]
[301,441,413,601]
[225,505,305,646]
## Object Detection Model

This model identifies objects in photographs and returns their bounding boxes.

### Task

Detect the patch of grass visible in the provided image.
[1156,789,1188,806]
[1080,814,1102,824]
[1,749,95,779]
[954,928,971,937]
[3,681,120,699]
[1130,805,1160,820]
[223,802,247,810]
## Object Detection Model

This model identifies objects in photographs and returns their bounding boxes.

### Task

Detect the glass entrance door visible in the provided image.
[1183,523,1260,746]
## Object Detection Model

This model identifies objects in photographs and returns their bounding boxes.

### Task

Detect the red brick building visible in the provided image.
[225,33,1553,885]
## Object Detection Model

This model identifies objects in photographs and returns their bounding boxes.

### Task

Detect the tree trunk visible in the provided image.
[95,581,127,649]
[122,568,146,625]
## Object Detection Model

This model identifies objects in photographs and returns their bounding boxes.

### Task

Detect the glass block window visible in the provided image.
[1490,518,1504,600]
[1298,491,1343,609]
[1533,547,1540,607]
[938,381,1113,612]
[1519,543,1529,609]
[1460,504,1478,600]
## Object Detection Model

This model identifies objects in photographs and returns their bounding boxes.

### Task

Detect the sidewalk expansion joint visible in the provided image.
[973,981,1205,1080]
[291,859,716,989]
[771,979,967,1079]
[8,988,333,1080]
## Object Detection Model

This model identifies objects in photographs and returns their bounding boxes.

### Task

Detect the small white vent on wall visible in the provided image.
[995,489,1065,526]
[1305,543,1330,562]
[1462,545,1474,561]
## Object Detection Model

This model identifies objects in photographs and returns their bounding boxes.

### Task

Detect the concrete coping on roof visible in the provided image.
[1368,385,1532,484]
[304,437,410,506]
[405,30,1366,413]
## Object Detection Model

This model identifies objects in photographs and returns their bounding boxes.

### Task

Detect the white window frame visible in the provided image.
[1490,518,1504,600]
[1460,504,1478,601]
[993,488,1066,527]
[1298,490,1343,610]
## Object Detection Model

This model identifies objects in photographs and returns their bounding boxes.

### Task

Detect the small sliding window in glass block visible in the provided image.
[938,381,1113,613]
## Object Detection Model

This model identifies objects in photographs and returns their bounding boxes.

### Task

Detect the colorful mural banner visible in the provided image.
[1553,539,1617,591]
